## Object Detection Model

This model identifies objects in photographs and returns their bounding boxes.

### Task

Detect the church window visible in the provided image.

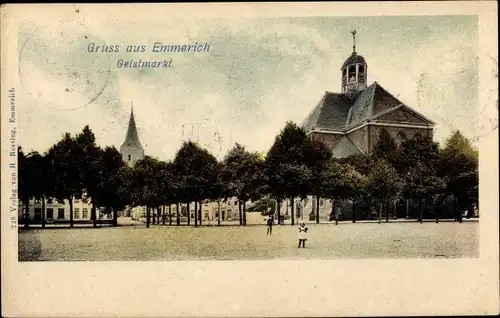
[128,154,131,161]
[396,131,407,146]
[348,66,356,83]
[358,64,365,82]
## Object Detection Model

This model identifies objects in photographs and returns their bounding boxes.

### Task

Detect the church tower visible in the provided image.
[341,30,368,100]
[120,104,145,167]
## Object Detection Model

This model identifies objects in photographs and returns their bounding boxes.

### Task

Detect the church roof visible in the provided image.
[341,53,366,69]
[331,136,362,158]
[302,82,432,133]
[301,92,351,132]
[121,107,144,151]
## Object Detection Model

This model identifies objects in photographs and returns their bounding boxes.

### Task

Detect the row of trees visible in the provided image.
[19,122,478,228]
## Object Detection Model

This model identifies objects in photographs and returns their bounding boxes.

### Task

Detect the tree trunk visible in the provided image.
[386,199,389,223]
[378,200,383,224]
[291,197,295,226]
[238,200,242,226]
[41,197,46,228]
[152,207,156,225]
[352,199,356,223]
[218,201,221,227]
[162,205,165,225]
[333,199,338,225]
[113,207,118,226]
[157,206,161,224]
[69,196,74,228]
[243,201,247,226]
[393,198,397,221]
[24,200,30,229]
[146,206,150,228]
[316,196,320,224]
[405,198,410,219]
[91,202,97,228]
[419,198,423,223]
[198,201,203,226]
[276,198,281,225]
[194,201,198,227]
[169,205,172,225]
[176,203,180,225]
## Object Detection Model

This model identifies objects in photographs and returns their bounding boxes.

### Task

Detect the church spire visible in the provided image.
[351,30,356,54]
[123,102,142,148]
[120,102,145,166]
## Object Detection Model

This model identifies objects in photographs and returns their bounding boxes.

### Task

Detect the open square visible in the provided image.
[18,221,479,261]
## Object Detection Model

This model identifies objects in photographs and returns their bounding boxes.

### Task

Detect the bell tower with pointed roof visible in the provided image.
[120,103,145,166]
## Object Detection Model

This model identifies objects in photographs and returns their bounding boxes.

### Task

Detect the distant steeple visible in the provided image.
[120,102,144,166]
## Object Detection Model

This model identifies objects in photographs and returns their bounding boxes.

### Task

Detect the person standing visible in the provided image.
[280,212,285,226]
[297,222,308,248]
[266,217,273,235]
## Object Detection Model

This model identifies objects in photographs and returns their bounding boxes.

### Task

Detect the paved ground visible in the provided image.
[18,220,478,261]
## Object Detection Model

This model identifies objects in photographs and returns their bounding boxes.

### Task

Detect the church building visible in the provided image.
[301,30,435,158]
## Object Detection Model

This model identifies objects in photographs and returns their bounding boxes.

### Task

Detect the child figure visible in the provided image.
[297,222,308,248]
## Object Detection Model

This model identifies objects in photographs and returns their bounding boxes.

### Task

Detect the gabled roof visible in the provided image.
[331,136,362,158]
[303,81,435,134]
[121,107,144,151]
[301,92,351,132]
[370,103,436,125]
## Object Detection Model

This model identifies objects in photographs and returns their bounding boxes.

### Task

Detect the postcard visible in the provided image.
[1,2,498,317]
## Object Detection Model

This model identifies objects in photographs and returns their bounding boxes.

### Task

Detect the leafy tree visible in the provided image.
[94,146,131,226]
[366,159,404,223]
[372,128,397,164]
[322,161,367,223]
[248,196,276,215]
[437,130,478,220]
[131,156,164,227]
[266,121,311,226]
[75,126,102,227]
[47,132,84,228]
[402,162,446,222]
[303,137,332,223]
[221,143,266,226]
[173,141,218,227]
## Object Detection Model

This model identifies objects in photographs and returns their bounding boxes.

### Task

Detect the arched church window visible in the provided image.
[348,65,356,83]
[358,64,366,82]
[396,131,407,146]
[128,154,131,161]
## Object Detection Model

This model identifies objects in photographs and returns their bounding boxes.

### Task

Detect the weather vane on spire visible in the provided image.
[351,30,357,54]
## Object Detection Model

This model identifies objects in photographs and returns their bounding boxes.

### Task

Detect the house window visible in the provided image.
[46,208,53,219]
[82,208,88,219]
[75,198,80,203]
[34,208,42,221]
[74,208,80,219]
[47,198,53,204]
[58,208,65,219]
